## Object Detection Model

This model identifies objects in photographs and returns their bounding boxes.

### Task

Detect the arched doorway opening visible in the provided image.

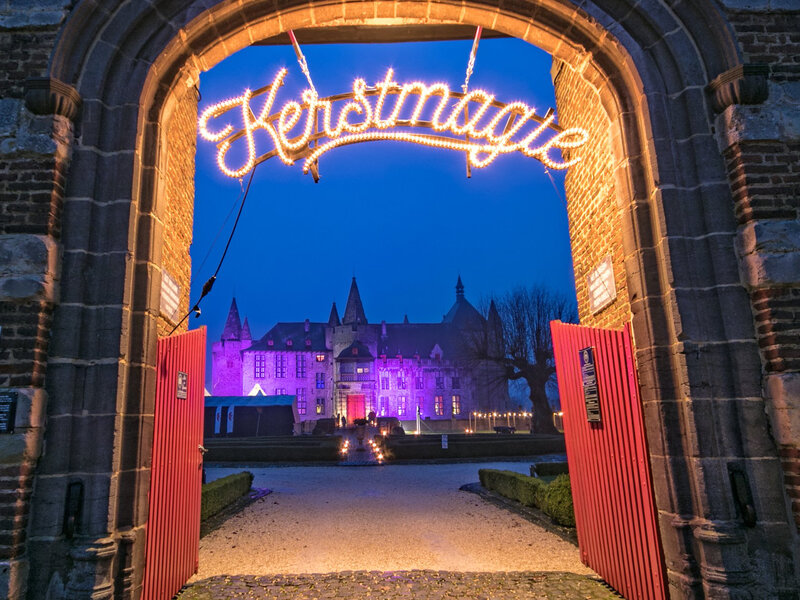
[24,1,796,599]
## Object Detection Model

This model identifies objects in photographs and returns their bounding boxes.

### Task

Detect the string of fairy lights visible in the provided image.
[179,30,588,336]
[198,65,589,179]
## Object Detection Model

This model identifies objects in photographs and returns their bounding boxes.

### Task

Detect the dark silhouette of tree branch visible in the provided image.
[469,286,578,434]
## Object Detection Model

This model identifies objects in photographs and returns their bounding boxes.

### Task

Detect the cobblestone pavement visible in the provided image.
[178,571,620,599]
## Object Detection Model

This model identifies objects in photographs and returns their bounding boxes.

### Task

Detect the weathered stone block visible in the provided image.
[737,219,800,288]
[0,234,60,302]
[765,372,800,447]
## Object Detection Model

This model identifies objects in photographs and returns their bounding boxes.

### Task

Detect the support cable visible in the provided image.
[168,164,258,336]
[288,30,321,181]
[461,26,483,178]
[288,30,317,95]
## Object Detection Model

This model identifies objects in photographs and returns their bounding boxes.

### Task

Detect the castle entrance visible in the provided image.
[346,395,366,422]
[8,1,798,599]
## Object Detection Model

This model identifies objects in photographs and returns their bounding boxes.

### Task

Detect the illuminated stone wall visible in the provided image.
[552,60,631,331]
[158,85,198,337]
[0,0,798,598]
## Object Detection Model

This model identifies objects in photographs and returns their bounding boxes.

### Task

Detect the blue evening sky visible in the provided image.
[190,37,575,344]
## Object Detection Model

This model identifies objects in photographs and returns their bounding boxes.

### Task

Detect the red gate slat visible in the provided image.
[550,321,667,600]
[142,327,206,600]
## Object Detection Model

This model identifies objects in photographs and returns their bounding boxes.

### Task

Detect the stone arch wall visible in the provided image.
[0,0,796,598]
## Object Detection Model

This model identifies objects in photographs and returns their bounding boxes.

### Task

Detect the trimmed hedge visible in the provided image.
[201,471,253,521]
[382,434,565,460]
[478,469,575,527]
[204,436,342,462]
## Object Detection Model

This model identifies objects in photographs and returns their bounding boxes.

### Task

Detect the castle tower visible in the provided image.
[342,277,367,325]
[212,298,246,395]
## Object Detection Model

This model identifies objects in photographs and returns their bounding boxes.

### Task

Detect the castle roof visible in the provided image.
[379,323,474,360]
[241,317,252,341]
[221,298,242,340]
[342,277,367,325]
[328,301,341,327]
[442,277,485,330]
[337,339,374,360]
[246,321,328,352]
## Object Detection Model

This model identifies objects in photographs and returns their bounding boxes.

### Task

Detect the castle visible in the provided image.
[212,277,510,423]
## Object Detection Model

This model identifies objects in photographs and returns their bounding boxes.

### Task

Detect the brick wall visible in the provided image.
[552,61,631,330]
[158,86,198,337]
[720,4,800,529]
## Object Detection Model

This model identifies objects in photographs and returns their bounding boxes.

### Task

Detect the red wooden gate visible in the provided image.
[550,321,667,600]
[143,327,206,600]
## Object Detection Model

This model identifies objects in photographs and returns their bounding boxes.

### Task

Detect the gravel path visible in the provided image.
[193,462,595,578]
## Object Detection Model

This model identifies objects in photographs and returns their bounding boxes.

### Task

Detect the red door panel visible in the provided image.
[550,321,667,600]
[142,327,206,600]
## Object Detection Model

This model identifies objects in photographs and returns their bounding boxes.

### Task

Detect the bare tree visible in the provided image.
[474,286,578,434]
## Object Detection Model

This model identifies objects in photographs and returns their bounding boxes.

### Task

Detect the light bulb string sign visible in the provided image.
[198,67,589,180]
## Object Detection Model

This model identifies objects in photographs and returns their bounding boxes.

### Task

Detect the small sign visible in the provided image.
[579,347,602,422]
[0,391,18,434]
[176,371,188,400]
[587,256,617,314]
[160,271,181,323]
[441,434,448,449]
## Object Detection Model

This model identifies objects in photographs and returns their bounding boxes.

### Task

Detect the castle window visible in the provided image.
[297,388,307,415]
[415,375,423,390]
[316,373,325,389]
[254,355,266,378]
[435,376,444,389]
[316,398,325,415]
[451,395,461,415]
[452,377,460,389]
[275,354,286,378]
[356,364,370,374]
[381,376,390,390]
[316,353,326,362]
[296,354,307,378]
[397,396,407,417]
[434,395,444,416]
[275,387,286,395]
[397,374,407,389]
[379,396,389,416]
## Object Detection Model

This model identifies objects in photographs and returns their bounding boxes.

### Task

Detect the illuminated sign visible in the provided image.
[199,68,588,179]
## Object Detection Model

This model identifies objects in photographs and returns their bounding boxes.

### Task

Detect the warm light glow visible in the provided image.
[198,67,588,179]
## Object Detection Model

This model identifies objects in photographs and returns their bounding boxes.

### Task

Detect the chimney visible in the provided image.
[381,320,387,337]
[304,318,310,333]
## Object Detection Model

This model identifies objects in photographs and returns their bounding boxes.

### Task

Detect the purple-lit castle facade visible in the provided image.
[211,277,509,423]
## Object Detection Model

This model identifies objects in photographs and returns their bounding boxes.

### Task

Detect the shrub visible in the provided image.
[478,468,575,527]
[201,471,253,521]
[515,475,547,508]
[530,461,569,478]
[542,474,575,527]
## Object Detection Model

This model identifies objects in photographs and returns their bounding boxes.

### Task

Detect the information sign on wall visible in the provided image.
[587,255,617,314]
[579,347,602,422]
[0,391,18,434]
[160,271,181,323]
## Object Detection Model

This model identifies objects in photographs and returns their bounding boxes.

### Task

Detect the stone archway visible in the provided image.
[1,1,796,598]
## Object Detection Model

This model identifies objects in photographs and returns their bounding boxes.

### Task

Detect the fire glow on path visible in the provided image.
[198,68,589,178]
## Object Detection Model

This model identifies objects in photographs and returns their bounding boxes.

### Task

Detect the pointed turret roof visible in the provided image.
[328,301,341,327]
[222,298,242,340]
[342,277,367,325]
[487,299,504,357]
[442,276,484,330]
[241,317,252,341]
